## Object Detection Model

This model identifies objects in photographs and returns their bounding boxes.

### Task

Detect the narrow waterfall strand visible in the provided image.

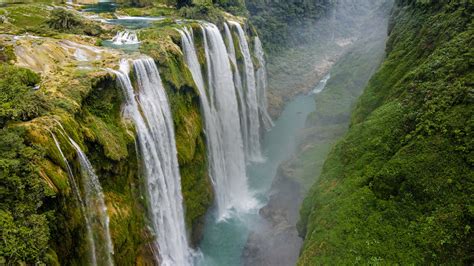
[223,23,250,156]
[228,21,262,161]
[69,138,114,266]
[50,132,97,266]
[254,36,274,130]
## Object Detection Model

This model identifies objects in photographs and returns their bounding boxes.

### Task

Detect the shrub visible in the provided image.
[47,8,82,31]
[0,64,47,127]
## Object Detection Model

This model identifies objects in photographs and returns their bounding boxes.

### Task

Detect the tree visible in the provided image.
[177,0,193,8]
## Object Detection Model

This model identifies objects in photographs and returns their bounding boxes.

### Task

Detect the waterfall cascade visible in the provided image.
[112,57,192,266]
[180,24,256,219]
[223,23,249,158]
[254,36,274,130]
[69,138,115,266]
[51,128,114,266]
[112,31,139,45]
[312,73,331,94]
[228,21,262,161]
[50,132,98,266]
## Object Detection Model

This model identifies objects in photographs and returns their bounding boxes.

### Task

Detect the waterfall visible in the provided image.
[111,31,139,45]
[312,73,331,94]
[228,21,262,161]
[254,36,274,130]
[112,57,192,266]
[223,23,249,157]
[50,132,98,266]
[180,24,256,219]
[67,137,114,266]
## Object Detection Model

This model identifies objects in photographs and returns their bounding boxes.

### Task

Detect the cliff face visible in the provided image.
[0,1,267,264]
[0,3,213,264]
[298,1,473,264]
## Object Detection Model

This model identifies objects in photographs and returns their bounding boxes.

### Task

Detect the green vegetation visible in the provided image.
[246,0,332,53]
[179,3,226,24]
[47,8,82,31]
[0,3,112,37]
[298,1,473,264]
[0,65,47,127]
[262,0,392,116]
[0,65,51,264]
[0,61,152,265]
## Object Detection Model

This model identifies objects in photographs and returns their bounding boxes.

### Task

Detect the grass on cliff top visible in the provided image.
[298,2,474,264]
[0,3,114,38]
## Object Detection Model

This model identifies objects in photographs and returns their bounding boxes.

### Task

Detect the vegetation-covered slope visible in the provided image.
[298,0,473,264]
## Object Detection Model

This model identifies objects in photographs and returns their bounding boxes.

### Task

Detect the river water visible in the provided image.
[197,94,316,265]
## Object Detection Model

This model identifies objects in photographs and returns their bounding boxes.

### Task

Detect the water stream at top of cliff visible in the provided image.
[82,1,117,13]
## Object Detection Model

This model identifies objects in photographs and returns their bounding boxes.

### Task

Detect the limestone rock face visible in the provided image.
[10,37,119,73]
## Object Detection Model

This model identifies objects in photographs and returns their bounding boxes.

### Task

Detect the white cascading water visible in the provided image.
[180,23,255,219]
[112,31,139,45]
[69,137,114,266]
[50,131,98,266]
[223,23,249,156]
[254,36,274,131]
[228,21,262,161]
[312,73,331,94]
[112,57,192,266]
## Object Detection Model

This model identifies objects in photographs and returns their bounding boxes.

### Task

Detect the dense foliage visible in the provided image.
[0,64,51,264]
[0,64,46,127]
[47,8,82,31]
[298,1,473,264]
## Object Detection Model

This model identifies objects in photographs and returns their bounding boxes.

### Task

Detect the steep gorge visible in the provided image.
[298,0,473,264]
[0,0,472,265]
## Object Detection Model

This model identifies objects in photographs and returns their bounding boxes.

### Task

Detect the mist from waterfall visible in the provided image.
[112,57,192,266]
